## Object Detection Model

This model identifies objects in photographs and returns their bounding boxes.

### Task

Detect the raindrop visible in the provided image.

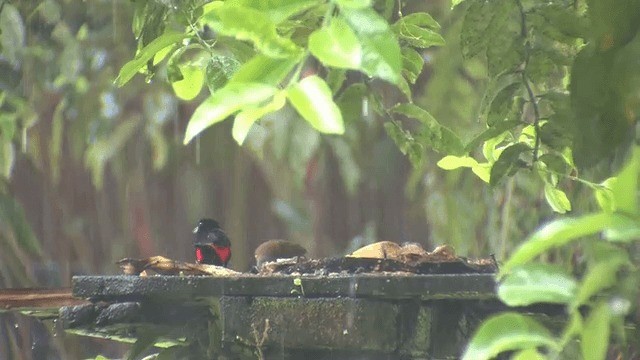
[22,128,27,153]
[362,97,369,118]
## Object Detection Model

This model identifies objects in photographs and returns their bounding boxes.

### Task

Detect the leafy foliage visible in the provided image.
[464,148,640,359]
[115,0,445,149]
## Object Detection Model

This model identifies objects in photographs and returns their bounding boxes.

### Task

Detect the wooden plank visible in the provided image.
[72,274,497,301]
[0,288,89,310]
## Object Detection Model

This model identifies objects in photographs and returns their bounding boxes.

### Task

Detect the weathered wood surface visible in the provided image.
[0,288,89,310]
[72,273,497,301]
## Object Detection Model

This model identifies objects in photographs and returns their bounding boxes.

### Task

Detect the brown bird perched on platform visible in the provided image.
[193,218,231,267]
[254,239,307,267]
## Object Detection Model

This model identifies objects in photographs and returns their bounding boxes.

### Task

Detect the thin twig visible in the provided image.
[515,0,542,162]
[251,318,270,360]
[522,72,542,162]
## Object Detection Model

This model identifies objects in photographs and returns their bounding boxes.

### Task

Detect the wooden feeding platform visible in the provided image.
[59,253,512,359]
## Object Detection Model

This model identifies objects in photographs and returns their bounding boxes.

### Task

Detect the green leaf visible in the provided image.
[401,47,424,84]
[463,313,558,360]
[487,83,521,126]
[451,0,468,8]
[393,24,445,49]
[0,140,14,180]
[0,4,25,67]
[205,55,241,93]
[437,155,478,170]
[229,54,300,86]
[204,5,301,58]
[581,302,612,360]
[396,12,440,30]
[595,178,616,213]
[572,254,629,310]
[309,17,362,69]
[602,213,640,242]
[465,120,521,153]
[183,83,277,144]
[497,263,577,306]
[544,183,572,214]
[460,0,494,59]
[384,121,423,167]
[171,65,204,100]
[341,9,402,84]
[512,348,547,360]
[287,75,345,134]
[115,32,187,87]
[233,91,286,145]
[392,103,464,155]
[570,46,633,171]
[335,0,372,9]
[610,146,639,215]
[489,143,530,186]
[326,68,347,93]
[539,153,569,175]
[472,163,491,183]
[500,212,628,274]
[228,0,317,24]
[531,4,587,40]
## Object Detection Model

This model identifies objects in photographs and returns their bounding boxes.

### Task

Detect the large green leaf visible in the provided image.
[183,83,277,144]
[0,4,25,67]
[437,155,478,170]
[391,103,464,155]
[465,120,521,153]
[228,0,317,24]
[204,5,301,58]
[232,91,286,145]
[401,47,424,84]
[205,55,241,93]
[287,75,344,134]
[463,313,558,360]
[581,302,612,360]
[309,17,362,70]
[392,13,444,49]
[171,64,204,100]
[228,54,300,86]
[340,9,402,84]
[497,263,577,306]
[500,212,628,274]
[572,253,629,310]
[489,143,530,186]
[115,32,187,87]
[609,146,639,214]
[544,183,572,214]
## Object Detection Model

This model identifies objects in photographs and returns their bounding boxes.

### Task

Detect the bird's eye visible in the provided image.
[193,226,198,234]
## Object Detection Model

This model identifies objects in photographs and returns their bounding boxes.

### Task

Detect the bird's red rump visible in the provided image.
[195,247,204,262]
[213,245,231,263]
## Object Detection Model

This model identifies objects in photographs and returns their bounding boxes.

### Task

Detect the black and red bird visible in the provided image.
[193,218,231,267]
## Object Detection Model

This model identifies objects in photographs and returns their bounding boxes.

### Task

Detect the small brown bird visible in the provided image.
[254,239,307,267]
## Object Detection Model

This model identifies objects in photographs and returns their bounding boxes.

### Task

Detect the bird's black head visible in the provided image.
[194,218,220,235]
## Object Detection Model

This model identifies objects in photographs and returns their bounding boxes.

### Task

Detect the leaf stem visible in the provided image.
[515,0,541,162]
[522,72,541,161]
